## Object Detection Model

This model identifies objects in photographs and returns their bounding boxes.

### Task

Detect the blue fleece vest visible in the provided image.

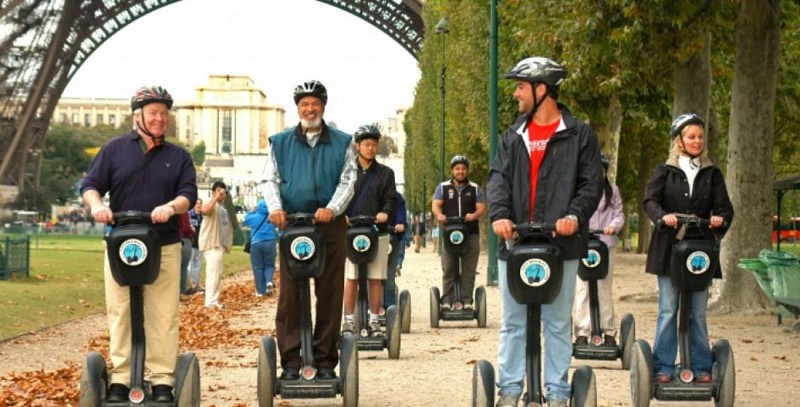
[269,125,351,213]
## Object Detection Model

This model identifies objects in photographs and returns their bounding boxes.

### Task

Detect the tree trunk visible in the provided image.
[715,0,781,313]
[672,32,711,121]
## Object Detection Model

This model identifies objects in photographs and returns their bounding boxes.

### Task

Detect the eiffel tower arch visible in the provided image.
[0,0,424,195]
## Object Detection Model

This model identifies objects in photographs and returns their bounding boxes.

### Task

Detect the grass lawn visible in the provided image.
[0,234,252,341]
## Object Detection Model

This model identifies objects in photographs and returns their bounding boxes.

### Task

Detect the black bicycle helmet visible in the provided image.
[504,57,568,88]
[131,86,173,111]
[450,155,469,169]
[670,113,705,139]
[293,80,328,105]
[353,124,381,143]
[600,153,610,169]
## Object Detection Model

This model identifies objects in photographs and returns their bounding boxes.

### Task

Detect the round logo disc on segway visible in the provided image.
[302,366,317,380]
[119,238,148,266]
[129,387,145,403]
[352,234,371,253]
[581,249,601,268]
[290,237,315,261]
[679,369,694,383]
[449,230,465,245]
[519,258,551,287]
[686,251,711,275]
[591,335,603,346]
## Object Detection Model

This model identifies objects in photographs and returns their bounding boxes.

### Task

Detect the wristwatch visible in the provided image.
[167,202,177,212]
[565,214,579,225]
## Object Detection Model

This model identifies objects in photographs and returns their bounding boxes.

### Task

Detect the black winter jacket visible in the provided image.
[643,157,734,277]
[487,105,604,260]
[347,160,396,234]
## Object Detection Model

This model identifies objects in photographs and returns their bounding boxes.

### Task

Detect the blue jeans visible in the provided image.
[497,258,578,402]
[250,239,277,294]
[188,247,202,288]
[652,275,711,376]
[179,238,192,293]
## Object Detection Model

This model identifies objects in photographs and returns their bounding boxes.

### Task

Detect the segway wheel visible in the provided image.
[399,289,412,333]
[620,313,636,370]
[429,286,441,328]
[629,339,653,407]
[257,336,277,407]
[570,365,597,407]
[175,352,201,407]
[340,333,359,407]
[712,339,735,407]
[471,359,495,407]
[475,286,487,328]
[387,305,402,359]
[79,351,107,407]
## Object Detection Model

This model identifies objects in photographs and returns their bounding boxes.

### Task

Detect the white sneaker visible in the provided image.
[547,399,568,407]
[266,283,275,296]
[341,319,355,334]
[496,394,519,407]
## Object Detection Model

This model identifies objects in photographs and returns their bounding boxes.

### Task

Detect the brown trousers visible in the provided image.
[276,215,347,371]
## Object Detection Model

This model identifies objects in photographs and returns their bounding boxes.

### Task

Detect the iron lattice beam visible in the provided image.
[319,0,424,58]
[0,0,425,187]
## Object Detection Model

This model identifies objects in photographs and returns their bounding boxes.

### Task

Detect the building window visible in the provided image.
[221,110,232,154]
[109,114,116,125]
[59,113,67,124]
[96,114,104,125]
[72,113,79,125]
[84,113,91,127]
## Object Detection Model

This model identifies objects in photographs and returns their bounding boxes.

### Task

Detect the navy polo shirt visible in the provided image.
[81,131,198,245]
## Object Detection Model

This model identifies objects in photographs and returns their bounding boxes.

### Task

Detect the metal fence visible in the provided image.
[1,236,30,280]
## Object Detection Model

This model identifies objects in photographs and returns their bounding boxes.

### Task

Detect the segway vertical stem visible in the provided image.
[129,286,146,394]
[299,279,315,370]
[678,292,693,377]
[588,280,602,338]
[526,305,544,405]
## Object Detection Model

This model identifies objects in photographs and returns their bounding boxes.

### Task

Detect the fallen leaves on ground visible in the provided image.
[0,277,275,405]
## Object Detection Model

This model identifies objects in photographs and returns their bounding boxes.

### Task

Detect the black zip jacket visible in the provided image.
[347,160,396,234]
[487,105,603,260]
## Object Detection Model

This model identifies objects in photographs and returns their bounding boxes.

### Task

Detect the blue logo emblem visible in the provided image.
[519,258,550,287]
[450,230,464,245]
[290,237,315,261]
[686,251,711,274]
[119,239,147,266]
[353,235,372,253]
[581,249,602,269]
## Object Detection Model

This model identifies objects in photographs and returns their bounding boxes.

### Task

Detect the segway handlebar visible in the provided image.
[445,216,466,225]
[286,212,315,225]
[655,215,727,232]
[349,214,376,225]
[512,222,555,234]
[112,211,154,222]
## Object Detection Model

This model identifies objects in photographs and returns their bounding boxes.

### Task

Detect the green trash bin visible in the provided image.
[755,250,800,320]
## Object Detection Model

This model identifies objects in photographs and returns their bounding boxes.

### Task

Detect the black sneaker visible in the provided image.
[575,336,589,346]
[317,367,336,380]
[151,385,174,402]
[106,383,129,402]
[604,334,617,346]
[280,368,300,381]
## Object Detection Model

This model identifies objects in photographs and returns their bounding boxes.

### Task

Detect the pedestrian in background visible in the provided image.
[199,181,233,309]
[243,198,277,297]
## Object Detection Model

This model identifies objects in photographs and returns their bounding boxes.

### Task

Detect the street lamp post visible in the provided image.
[436,17,448,256]
[436,17,448,182]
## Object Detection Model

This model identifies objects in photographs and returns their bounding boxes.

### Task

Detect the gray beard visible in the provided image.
[301,117,322,130]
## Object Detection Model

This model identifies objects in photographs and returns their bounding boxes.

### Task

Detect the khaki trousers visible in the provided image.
[104,242,181,386]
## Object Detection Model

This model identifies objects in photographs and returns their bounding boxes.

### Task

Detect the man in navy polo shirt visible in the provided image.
[81,86,197,403]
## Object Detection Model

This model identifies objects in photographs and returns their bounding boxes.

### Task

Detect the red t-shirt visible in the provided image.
[528,119,560,217]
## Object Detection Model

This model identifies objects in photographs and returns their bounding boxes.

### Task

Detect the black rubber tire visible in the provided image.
[257,336,277,407]
[341,333,359,407]
[629,339,653,407]
[570,365,597,407]
[471,359,495,407]
[475,286,487,328]
[712,339,735,407]
[175,352,201,407]
[620,313,636,370]
[430,286,441,328]
[387,305,401,359]
[399,289,412,333]
[79,352,107,407]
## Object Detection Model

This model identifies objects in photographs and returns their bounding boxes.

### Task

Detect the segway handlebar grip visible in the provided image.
[512,222,555,234]
[655,215,726,232]
[445,216,467,225]
[349,214,376,225]
[111,211,153,223]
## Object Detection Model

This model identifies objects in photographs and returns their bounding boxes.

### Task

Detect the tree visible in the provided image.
[716,0,782,312]
[191,141,206,166]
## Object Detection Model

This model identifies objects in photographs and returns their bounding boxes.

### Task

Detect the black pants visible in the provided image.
[442,236,480,304]
[276,215,347,370]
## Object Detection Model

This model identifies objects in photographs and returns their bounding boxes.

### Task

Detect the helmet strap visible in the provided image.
[137,116,164,147]
[525,82,546,126]
[678,135,701,159]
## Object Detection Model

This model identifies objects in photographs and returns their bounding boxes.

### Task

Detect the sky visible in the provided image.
[62,0,421,134]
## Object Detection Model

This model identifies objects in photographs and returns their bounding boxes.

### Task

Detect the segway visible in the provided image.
[257,214,358,407]
[473,223,596,407]
[629,216,734,407]
[79,211,200,406]
[429,217,487,328]
[384,225,411,333]
[572,229,636,369]
[345,215,401,359]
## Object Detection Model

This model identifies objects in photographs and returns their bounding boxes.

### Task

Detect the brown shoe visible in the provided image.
[656,373,672,383]
[575,336,589,346]
[604,335,617,346]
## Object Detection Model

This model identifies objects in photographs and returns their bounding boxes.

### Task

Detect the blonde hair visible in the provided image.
[669,124,707,160]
